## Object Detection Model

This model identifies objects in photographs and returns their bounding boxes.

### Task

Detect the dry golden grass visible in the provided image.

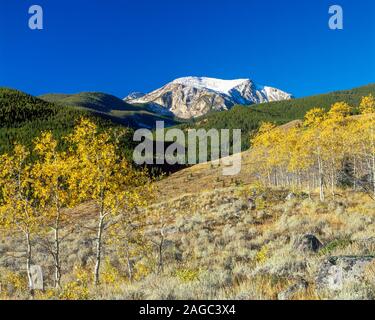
[1,185,374,300]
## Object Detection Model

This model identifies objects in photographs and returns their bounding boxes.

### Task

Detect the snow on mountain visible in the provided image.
[125,77,293,119]
[124,92,146,101]
[172,77,250,95]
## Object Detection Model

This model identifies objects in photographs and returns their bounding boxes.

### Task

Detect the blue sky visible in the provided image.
[0,0,374,98]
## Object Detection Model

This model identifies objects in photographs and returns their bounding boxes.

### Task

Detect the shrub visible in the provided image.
[319,238,352,256]
[59,281,89,300]
[255,246,269,264]
[0,270,28,298]
[175,268,200,283]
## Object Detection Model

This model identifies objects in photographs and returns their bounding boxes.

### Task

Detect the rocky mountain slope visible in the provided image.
[125,77,293,119]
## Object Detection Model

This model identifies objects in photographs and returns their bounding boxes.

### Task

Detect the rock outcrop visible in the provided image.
[293,234,323,253]
[316,256,375,291]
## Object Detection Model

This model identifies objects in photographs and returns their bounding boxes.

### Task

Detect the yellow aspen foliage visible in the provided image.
[358,98,375,197]
[303,108,326,127]
[0,117,155,293]
[66,118,153,285]
[0,144,40,290]
[287,127,312,173]
[359,94,375,114]
[32,131,76,288]
[249,96,375,201]
[327,101,352,120]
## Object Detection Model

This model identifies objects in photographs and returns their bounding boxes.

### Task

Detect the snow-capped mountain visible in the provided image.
[124,77,293,119]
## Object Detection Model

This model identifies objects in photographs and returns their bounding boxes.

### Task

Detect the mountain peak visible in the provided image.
[125,76,293,119]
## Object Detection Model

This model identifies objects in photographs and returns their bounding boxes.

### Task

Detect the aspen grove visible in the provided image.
[0,118,153,289]
[249,95,375,201]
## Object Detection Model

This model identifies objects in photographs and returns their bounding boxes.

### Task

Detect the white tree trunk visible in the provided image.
[53,211,61,289]
[318,151,325,202]
[25,232,33,294]
[94,214,105,285]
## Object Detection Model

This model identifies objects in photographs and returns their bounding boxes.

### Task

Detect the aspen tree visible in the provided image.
[322,102,352,198]
[303,108,327,201]
[67,119,152,285]
[359,96,375,197]
[0,145,40,292]
[32,132,75,288]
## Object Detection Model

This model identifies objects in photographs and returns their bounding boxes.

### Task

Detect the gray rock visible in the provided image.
[30,265,44,290]
[293,234,323,253]
[285,192,309,201]
[285,192,297,201]
[316,256,375,291]
[77,248,92,266]
[247,198,256,210]
[278,279,309,300]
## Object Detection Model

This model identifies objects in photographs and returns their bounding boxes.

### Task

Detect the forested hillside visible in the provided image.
[0,88,135,154]
[40,92,180,129]
[39,92,141,113]
[3,84,375,160]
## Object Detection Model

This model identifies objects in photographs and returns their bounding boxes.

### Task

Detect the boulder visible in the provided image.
[293,234,323,253]
[316,256,375,291]
[30,265,44,290]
